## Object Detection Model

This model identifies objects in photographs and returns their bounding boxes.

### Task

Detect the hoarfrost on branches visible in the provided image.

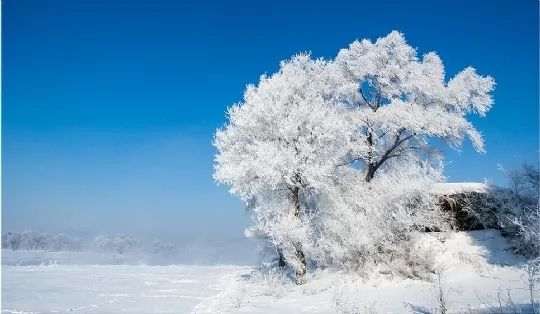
[335,30,494,181]
[213,31,495,280]
[214,54,358,277]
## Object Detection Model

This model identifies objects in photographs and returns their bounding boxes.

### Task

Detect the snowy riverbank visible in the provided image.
[2,230,537,313]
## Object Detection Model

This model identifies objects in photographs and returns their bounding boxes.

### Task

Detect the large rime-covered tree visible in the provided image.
[214,31,495,281]
[214,54,357,280]
[335,31,495,182]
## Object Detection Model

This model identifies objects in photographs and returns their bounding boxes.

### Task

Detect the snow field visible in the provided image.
[3,230,537,313]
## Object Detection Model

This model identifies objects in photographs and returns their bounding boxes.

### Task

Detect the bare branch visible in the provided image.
[359,88,375,110]
[371,131,416,175]
[359,88,369,105]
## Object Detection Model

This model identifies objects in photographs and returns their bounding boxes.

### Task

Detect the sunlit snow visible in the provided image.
[2,230,535,314]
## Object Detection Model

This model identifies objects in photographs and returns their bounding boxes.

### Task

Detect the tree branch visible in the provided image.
[359,88,375,110]
[373,131,415,173]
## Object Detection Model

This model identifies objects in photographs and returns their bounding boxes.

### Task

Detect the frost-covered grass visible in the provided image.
[2,230,537,314]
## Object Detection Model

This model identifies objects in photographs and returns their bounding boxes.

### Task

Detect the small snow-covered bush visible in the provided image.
[526,258,540,313]
[459,164,540,258]
[504,164,539,258]
[310,160,450,278]
[433,164,539,259]
[459,190,538,259]
[249,265,290,298]
[505,204,539,258]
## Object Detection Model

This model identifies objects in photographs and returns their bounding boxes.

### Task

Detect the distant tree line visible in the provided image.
[2,231,178,256]
[2,231,82,251]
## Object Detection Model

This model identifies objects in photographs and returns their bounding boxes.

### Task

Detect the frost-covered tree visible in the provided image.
[214,31,495,281]
[306,31,495,273]
[214,54,357,279]
[335,31,495,181]
[2,232,21,250]
[93,234,138,255]
[2,231,81,251]
[151,240,177,256]
[19,230,47,250]
[507,163,540,202]
[47,233,82,251]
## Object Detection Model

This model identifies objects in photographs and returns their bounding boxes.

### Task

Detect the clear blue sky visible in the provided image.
[3,0,539,236]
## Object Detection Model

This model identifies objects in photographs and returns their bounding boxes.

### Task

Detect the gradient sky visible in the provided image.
[3,0,539,238]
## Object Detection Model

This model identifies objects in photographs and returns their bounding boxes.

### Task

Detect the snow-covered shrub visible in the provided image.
[311,159,449,277]
[490,191,539,258]
[511,206,540,258]
[502,164,540,258]
[476,288,525,314]
[249,265,290,298]
[433,272,448,314]
[458,164,540,258]
[526,258,540,313]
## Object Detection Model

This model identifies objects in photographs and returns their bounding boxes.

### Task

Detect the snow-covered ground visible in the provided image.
[2,230,537,313]
[429,182,489,195]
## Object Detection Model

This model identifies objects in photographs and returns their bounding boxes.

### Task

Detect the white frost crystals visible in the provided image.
[213,31,495,281]
[214,54,357,200]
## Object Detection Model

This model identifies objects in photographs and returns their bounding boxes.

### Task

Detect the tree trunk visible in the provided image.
[291,186,307,279]
[365,163,376,182]
[277,248,286,267]
[365,131,375,182]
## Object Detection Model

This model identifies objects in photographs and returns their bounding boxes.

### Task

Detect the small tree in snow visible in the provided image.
[507,163,539,203]
[151,240,177,256]
[94,234,138,255]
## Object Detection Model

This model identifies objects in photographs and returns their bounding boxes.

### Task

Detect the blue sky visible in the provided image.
[3,0,539,236]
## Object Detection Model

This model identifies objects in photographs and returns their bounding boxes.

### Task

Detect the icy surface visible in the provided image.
[2,230,536,313]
